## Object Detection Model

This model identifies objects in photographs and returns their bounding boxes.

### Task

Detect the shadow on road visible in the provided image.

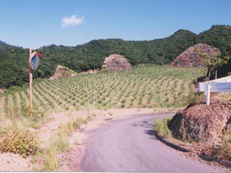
[145,129,189,152]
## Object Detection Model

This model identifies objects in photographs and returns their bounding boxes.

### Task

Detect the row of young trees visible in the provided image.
[0,25,231,88]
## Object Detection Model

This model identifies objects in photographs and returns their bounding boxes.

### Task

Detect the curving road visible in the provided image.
[80,113,228,172]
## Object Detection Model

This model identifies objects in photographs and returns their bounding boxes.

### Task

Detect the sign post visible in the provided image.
[29,49,33,119]
[29,49,41,119]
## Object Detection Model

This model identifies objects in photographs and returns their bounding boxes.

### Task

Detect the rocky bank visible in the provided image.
[168,99,231,142]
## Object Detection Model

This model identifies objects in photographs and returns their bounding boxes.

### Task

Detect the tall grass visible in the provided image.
[153,118,173,138]
[41,117,89,171]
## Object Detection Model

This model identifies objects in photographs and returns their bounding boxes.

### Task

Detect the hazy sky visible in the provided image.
[0,0,230,49]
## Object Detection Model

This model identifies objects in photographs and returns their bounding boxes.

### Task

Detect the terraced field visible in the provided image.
[0,65,204,119]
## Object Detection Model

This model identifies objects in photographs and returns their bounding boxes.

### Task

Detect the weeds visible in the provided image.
[0,128,40,158]
[218,130,231,160]
[153,118,173,138]
[42,145,59,171]
[41,117,89,171]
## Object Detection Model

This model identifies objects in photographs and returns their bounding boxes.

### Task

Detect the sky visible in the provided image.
[0,0,230,49]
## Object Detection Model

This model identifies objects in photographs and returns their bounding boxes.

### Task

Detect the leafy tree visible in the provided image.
[201,52,230,80]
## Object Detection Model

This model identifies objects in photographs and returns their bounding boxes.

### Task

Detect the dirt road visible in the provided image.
[80,113,228,172]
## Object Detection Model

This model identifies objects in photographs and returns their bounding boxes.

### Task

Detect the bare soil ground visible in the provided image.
[0,153,32,171]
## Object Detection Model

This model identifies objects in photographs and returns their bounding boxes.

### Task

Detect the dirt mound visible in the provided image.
[168,99,231,142]
[103,54,131,71]
[171,43,220,67]
[49,65,77,80]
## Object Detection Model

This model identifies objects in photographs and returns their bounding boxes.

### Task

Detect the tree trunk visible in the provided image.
[207,67,216,81]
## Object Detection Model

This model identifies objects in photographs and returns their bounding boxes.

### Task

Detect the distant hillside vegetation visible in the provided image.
[0,25,231,88]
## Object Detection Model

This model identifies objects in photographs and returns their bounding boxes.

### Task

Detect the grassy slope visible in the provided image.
[0,65,203,120]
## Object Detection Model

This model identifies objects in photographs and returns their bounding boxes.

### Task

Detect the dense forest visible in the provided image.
[0,25,231,88]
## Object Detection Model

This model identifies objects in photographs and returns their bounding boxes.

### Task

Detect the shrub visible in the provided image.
[0,128,40,158]
[187,92,205,106]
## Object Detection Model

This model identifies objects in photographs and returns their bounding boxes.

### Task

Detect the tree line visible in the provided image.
[0,25,231,88]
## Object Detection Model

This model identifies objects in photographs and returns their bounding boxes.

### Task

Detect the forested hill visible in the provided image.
[1,25,231,88]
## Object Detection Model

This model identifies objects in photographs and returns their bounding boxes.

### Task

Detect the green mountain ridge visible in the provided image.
[0,25,231,88]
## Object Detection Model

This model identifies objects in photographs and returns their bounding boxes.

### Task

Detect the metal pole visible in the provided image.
[206,84,211,106]
[94,89,96,109]
[215,70,217,79]
[29,49,33,119]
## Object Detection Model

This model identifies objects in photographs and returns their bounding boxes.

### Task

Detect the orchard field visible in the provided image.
[0,65,204,120]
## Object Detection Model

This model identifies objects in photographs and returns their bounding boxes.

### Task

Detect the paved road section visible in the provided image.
[80,113,228,172]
